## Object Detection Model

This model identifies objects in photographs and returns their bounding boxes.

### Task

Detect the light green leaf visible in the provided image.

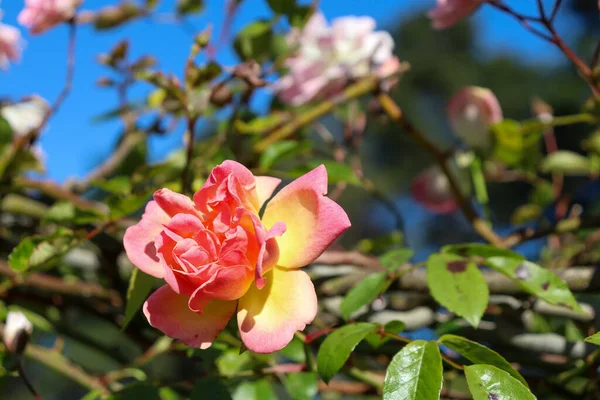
[308,160,360,185]
[438,334,526,386]
[379,249,414,273]
[317,323,377,383]
[340,273,388,320]
[283,372,318,400]
[486,257,582,313]
[465,364,536,400]
[43,202,108,225]
[427,253,489,327]
[584,332,600,346]
[383,340,443,400]
[540,151,590,175]
[259,140,300,170]
[122,269,157,330]
[232,378,277,400]
[8,228,77,272]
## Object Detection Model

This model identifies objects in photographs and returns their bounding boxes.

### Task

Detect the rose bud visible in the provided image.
[3,311,33,356]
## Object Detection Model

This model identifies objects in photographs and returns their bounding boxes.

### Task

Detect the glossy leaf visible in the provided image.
[439,334,526,386]
[465,364,536,400]
[340,272,388,320]
[427,253,489,327]
[122,269,157,330]
[317,323,377,383]
[383,340,443,400]
[486,257,582,313]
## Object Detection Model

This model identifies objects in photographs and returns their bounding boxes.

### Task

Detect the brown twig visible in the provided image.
[14,177,106,212]
[377,92,504,247]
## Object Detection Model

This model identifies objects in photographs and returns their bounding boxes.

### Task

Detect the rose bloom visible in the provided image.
[18,0,81,35]
[411,165,459,214]
[448,86,503,154]
[124,161,350,353]
[276,12,400,106]
[428,0,482,30]
[0,22,22,70]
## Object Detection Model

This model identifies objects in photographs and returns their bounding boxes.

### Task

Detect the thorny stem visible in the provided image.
[377,93,505,248]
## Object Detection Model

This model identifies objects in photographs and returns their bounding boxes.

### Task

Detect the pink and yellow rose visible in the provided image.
[124,161,350,353]
[18,0,81,35]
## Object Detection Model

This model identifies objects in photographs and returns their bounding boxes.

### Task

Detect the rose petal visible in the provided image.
[123,201,169,278]
[254,176,281,209]
[237,267,317,353]
[143,285,236,349]
[153,188,198,217]
[261,165,351,268]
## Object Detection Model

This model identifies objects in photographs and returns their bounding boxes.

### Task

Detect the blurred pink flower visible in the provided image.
[428,0,482,30]
[18,0,81,35]
[411,165,459,214]
[448,86,503,153]
[0,22,22,70]
[277,13,400,106]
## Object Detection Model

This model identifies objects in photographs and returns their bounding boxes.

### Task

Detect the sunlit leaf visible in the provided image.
[465,364,536,400]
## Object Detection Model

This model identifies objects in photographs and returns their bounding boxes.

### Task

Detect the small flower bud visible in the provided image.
[3,311,33,356]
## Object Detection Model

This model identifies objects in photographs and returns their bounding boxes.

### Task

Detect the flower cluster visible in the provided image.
[124,161,350,353]
[276,13,400,106]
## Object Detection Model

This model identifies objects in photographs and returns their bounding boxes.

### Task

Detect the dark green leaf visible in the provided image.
[438,334,526,386]
[383,340,443,400]
[288,5,313,27]
[442,243,523,260]
[234,20,274,62]
[340,273,388,320]
[176,0,204,14]
[486,257,582,313]
[365,320,406,349]
[283,372,318,400]
[122,269,157,330]
[317,323,377,383]
[191,377,231,400]
[465,364,536,400]
[107,383,161,400]
[379,248,414,272]
[427,253,489,327]
[0,116,12,145]
[267,0,296,15]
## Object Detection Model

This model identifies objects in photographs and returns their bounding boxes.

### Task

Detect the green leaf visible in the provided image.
[259,140,300,170]
[236,114,287,135]
[217,349,253,378]
[442,243,524,260]
[365,320,406,349]
[283,372,318,400]
[465,364,536,400]
[427,254,489,327]
[108,191,153,219]
[383,340,443,400]
[92,176,133,195]
[379,248,414,272]
[486,257,582,313]
[278,336,305,363]
[584,332,600,346]
[8,228,77,272]
[122,269,157,330]
[232,378,277,400]
[317,323,377,383]
[191,377,231,400]
[540,151,590,175]
[43,202,108,225]
[340,273,388,320]
[0,116,13,145]
[107,383,161,400]
[287,5,313,27]
[438,334,526,386]
[176,0,204,14]
[234,20,274,62]
[266,0,296,15]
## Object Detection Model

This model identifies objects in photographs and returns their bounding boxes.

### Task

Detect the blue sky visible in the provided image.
[0,0,578,181]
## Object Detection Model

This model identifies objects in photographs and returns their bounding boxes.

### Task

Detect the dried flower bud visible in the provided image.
[3,311,33,356]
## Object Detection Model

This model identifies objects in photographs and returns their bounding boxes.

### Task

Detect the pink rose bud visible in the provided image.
[427,0,482,30]
[411,165,460,214]
[18,0,82,35]
[447,86,503,153]
[124,161,350,353]
[0,22,23,70]
[276,12,400,106]
[3,311,33,356]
